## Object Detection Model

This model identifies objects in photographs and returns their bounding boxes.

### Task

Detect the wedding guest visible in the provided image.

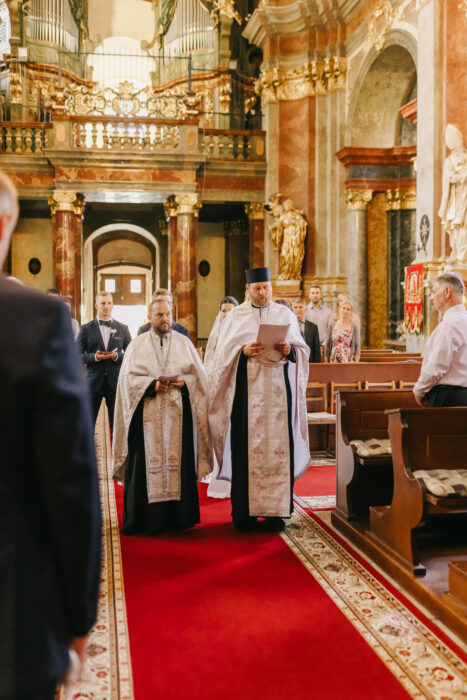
[77,291,131,435]
[305,284,333,344]
[324,299,360,363]
[337,292,361,328]
[0,171,101,699]
[292,297,321,363]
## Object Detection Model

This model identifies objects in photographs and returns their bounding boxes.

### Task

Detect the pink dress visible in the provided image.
[330,327,354,363]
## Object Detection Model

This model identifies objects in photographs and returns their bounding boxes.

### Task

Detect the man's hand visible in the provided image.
[96,350,117,361]
[243,341,265,357]
[171,376,185,388]
[414,393,428,407]
[274,341,290,356]
[155,380,169,392]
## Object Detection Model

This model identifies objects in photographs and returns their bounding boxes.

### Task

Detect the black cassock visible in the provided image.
[122,381,200,535]
[230,348,296,528]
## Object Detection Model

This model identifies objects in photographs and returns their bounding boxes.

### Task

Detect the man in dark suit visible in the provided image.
[137,288,190,338]
[292,298,321,362]
[0,171,101,698]
[77,291,132,434]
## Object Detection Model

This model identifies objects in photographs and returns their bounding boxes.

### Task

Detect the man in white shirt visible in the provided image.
[305,284,333,344]
[413,272,467,406]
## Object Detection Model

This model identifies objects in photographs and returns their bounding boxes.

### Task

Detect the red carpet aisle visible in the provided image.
[60,415,134,700]
[116,483,412,700]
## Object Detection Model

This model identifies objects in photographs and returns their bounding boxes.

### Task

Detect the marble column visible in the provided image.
[345,190,373,346]
[49,191,84,322]
[173,194,200,343]
[165,195,178,294]
[245,202,265,268]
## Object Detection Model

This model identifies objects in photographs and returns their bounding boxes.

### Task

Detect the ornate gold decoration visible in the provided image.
[67,82,184,119]
[175,194,201,215]
[182,91,201,118]
[219,81,232,113]
[210,0,242,28]
[9,61,23,104]
[244,92,257,115]
[257,58,347,104]
[368,1,398,52]
[49,191,80,215]
[386,188,417,210]
[267,195,307,281]
[245,202,265,220]
[73,193,86,217]
[345,190,373,210]
[164,194,178,219]
[51,84,69,116]
[21,0,32,18]
[458,0,467,16]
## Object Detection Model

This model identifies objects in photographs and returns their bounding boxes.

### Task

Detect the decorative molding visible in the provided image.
[336,145,417,167]
[257,57,347,104]
[398,98,417,124]
[245,202,265,220]
[49,190,84,215]
[368,1,398,52]
[345,190,373,210]
[175,193,201,215]
[345,177,416,192]
[386,188,417,210]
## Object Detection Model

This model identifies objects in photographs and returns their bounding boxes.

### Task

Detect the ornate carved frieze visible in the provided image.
[345,190,373,211]
[386,188,417,210]
[165,194,179,219]
[257,57,347,104]
[368,1,398,52]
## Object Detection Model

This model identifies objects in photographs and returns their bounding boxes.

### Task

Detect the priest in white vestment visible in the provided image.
[209,267,310,532]
[113,299,212,534]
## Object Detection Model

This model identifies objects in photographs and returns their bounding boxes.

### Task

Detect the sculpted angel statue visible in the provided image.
[438,124,467,266]
[210,0,242,27]
[267,196,308,280]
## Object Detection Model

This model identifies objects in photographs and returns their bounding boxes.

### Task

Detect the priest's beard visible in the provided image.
[152,323,171,336]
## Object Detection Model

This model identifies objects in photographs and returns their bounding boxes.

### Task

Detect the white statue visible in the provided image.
[438,124,467,266]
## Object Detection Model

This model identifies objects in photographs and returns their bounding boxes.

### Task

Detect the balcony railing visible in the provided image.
[0,122,52,153]
[0,119,266,162]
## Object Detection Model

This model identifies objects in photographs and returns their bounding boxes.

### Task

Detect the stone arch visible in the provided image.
[83,224,160,322]
[347,31,417,148]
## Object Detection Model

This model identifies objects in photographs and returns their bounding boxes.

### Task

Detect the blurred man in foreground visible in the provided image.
[0,171,101,699]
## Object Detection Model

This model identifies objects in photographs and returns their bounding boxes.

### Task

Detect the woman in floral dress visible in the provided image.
[324,300,360,363]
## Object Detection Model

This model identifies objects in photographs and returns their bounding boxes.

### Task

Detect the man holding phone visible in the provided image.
[77,291,132,436]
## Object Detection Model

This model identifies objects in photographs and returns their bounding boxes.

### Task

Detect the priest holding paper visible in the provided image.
[113,299,212,535]
[209,267,310,532]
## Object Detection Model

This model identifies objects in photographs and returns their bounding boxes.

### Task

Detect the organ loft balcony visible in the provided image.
[0,56,266,205]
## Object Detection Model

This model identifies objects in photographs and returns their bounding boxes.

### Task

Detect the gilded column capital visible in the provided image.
[175,193,201,215]
[345,190,373,210]
[245,202,265,220]
[386,188,417,210]
[49,191,83,215]
[164,194,179,219]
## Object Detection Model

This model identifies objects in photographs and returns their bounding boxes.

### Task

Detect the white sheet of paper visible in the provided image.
[256,323,290,350]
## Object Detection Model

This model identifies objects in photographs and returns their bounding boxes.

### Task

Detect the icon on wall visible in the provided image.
[418,215,430,253]
[28,257,41,275]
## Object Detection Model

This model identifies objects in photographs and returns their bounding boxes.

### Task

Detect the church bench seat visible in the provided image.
[335,390,417,521]
[369,408,467,576]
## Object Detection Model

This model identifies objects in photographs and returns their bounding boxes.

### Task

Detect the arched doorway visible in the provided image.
[83,224,160,336]
[347,42,417,346]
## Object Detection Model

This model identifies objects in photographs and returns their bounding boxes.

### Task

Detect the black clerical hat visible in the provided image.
[245,267,271,283]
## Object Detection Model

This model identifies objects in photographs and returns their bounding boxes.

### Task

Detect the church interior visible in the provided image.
[1,0,467,697]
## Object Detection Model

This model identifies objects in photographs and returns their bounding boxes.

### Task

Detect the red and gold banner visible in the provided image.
[404,263,424,334]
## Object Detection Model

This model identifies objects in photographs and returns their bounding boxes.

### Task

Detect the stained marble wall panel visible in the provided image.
[11,219,53,289]
[197,223,225,339]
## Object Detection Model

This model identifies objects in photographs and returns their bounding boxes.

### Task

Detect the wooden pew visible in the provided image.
[335,390,417,521]
[369,408,467,576]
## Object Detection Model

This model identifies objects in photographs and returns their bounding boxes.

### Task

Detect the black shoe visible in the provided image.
[233,518,258,533]
[265,517,286,533]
